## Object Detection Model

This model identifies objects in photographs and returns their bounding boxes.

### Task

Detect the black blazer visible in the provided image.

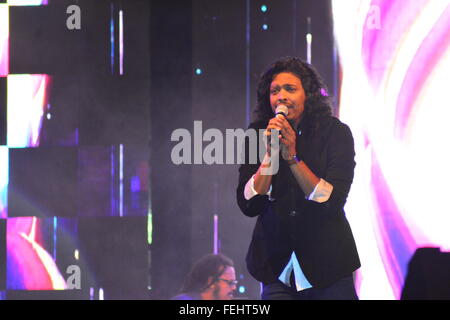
[236,116,360,288]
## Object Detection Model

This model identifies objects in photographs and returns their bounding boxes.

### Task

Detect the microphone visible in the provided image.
[276,104,296,129]
[274,104,289,137]
[275,104,288,118]
[267,105,288,155]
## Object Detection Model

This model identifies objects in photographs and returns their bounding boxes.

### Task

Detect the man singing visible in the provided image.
[237,57,360,300]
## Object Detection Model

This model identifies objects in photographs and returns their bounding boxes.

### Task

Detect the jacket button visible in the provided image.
[290,210,297,217]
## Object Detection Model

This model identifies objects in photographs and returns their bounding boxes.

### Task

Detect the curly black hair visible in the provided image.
[254,57,332,134]
[179,253,234,294]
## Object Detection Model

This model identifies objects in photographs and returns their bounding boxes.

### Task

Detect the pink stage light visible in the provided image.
[7,217,66,290]
[7,74,52,148]
[333,0,450,299]
[0,147,8,219]
[7,0,48,5]
[0,5,8,76]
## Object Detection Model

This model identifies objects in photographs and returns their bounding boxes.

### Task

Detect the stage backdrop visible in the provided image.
[1,0,449,300]
[0,0,151,299]
[333,0,450,299]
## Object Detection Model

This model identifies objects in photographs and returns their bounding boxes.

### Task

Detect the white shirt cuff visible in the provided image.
[244,174,272,200]
[307,178,333,203]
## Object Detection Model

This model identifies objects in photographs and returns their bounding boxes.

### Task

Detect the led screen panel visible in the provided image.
[332,0,450,299]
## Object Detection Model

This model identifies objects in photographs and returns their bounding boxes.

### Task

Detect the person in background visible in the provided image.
[171,253,237,300]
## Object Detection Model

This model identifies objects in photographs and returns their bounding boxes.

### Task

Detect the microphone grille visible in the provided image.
[275,104,288,117]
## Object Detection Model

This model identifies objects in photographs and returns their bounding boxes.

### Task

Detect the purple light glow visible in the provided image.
[7,0,48,5]
[119,10,124,75]
[7,217,66,290]
[7,74,52,148]
[0,147,8,219]
[0,5,8,76]
[333,0,450,299]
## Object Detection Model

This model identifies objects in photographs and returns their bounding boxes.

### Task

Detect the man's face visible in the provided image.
[269,72,306,125]
[212,266,237,300]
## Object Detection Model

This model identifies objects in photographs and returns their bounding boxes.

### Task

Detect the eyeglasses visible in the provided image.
[218,278,238,287]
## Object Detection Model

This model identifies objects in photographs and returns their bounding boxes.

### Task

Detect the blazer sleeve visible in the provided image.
[236,123,271,218]
[309,120,356,217]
